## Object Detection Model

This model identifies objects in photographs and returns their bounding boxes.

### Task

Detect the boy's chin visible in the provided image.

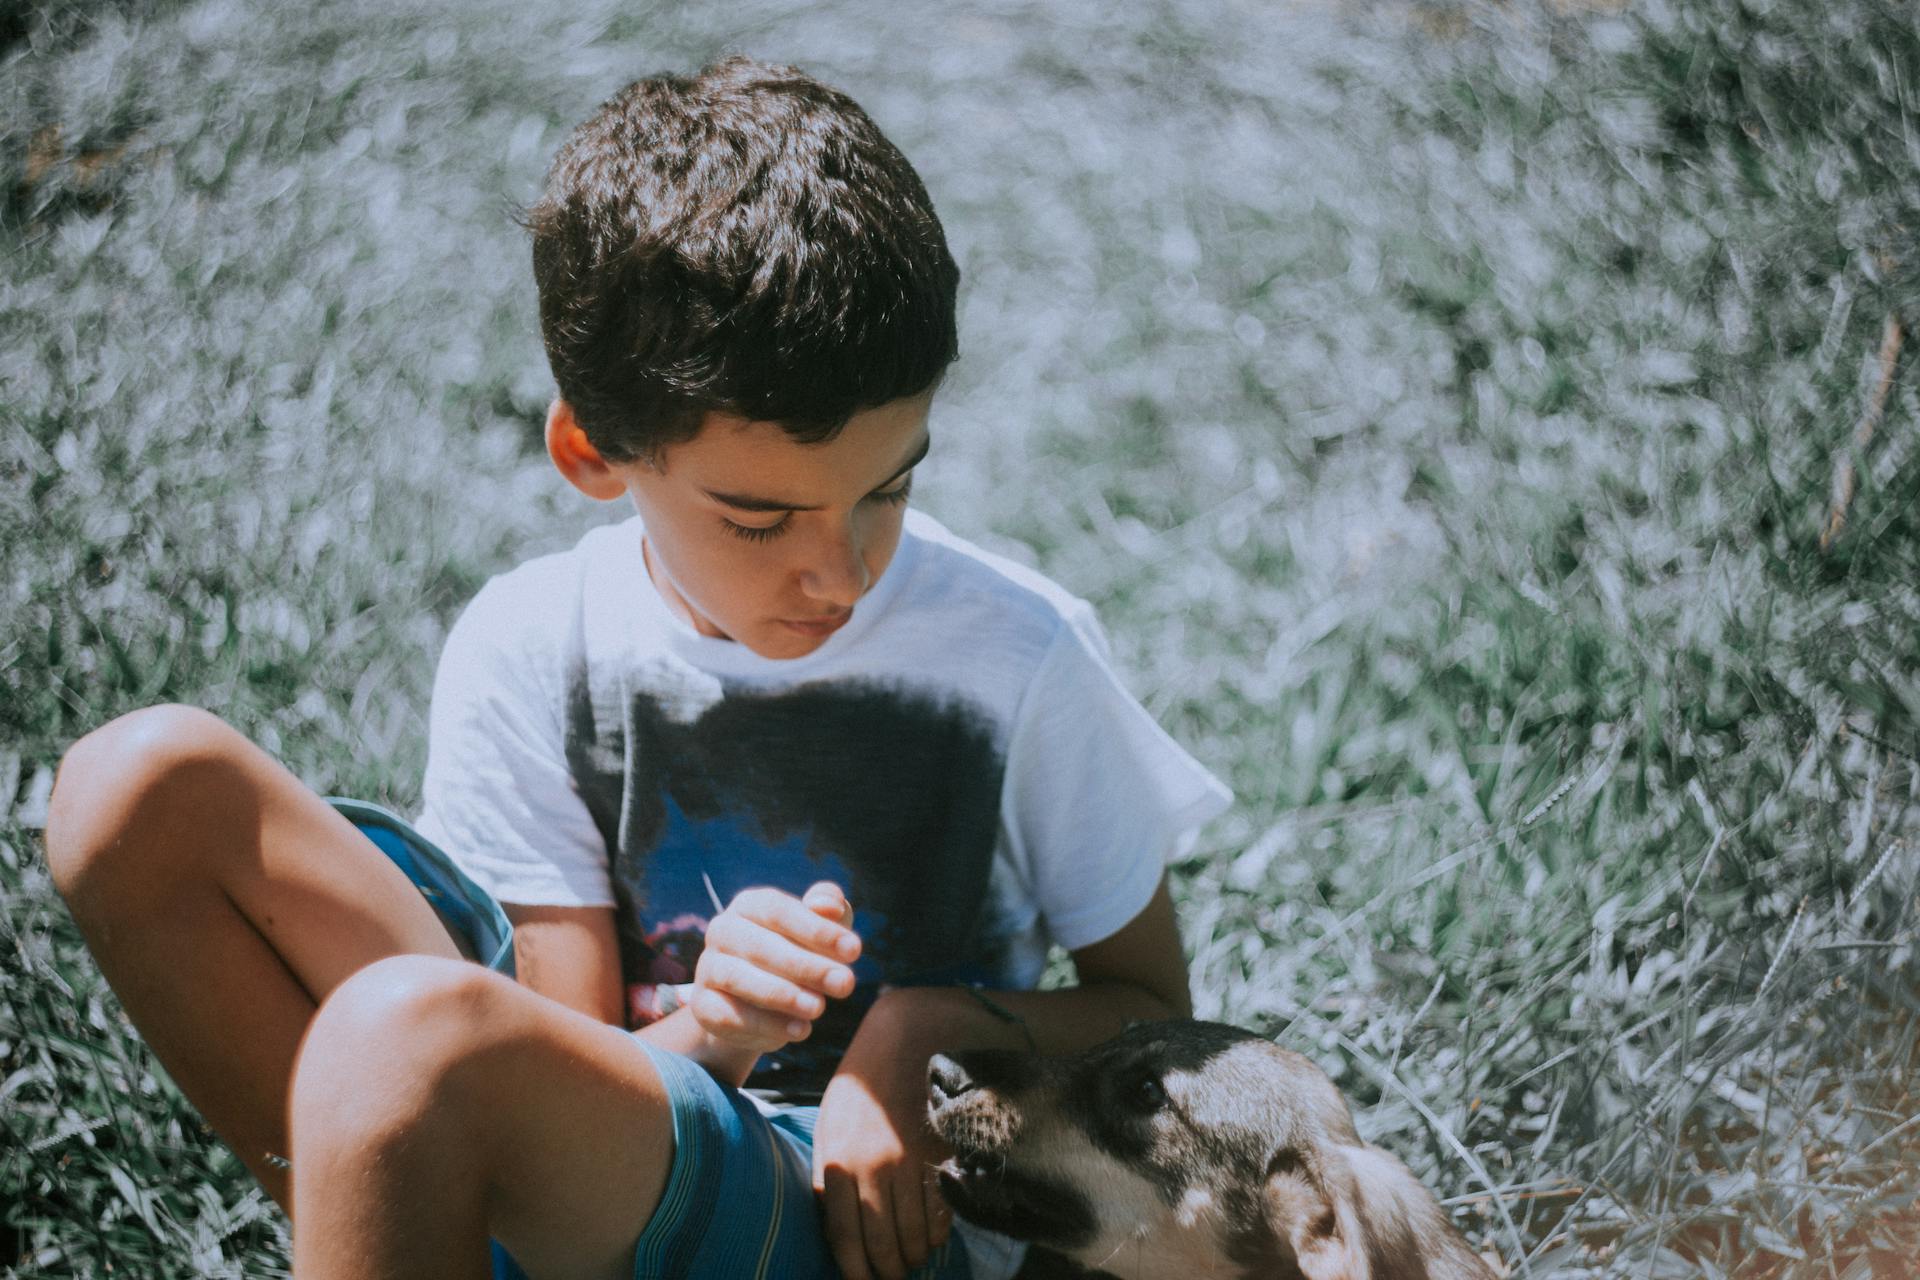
[728,618,841,660]
[683,605,849,659]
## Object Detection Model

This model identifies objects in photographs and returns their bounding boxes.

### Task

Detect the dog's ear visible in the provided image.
[1273,1141,1461,1280]
[1264,1146,1373,1280]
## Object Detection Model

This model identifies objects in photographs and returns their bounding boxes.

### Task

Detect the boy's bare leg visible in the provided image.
[43,704,466,1209]
[290,954,673,1280]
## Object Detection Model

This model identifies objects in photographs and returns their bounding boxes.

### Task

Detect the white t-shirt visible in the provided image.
[416,508,1230,1104]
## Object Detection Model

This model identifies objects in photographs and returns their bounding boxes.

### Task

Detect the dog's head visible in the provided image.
[928,1020,1486,1280]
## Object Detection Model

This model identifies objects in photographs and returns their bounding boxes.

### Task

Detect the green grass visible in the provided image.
[5,0,1919,1274]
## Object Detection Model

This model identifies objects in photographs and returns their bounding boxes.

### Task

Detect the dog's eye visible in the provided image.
[1125,1073,1167,1112]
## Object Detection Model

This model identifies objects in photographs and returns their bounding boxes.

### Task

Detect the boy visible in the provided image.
[44,57,1229,1280]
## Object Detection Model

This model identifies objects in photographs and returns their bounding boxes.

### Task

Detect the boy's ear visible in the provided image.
[545,399,630,501]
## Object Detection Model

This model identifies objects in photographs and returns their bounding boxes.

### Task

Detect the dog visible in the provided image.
[926,1020,1497,1280]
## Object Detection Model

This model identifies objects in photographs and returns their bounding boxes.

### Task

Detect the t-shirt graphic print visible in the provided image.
[566,672,1010,1102]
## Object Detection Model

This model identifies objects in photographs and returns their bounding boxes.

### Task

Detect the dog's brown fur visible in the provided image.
[927,1021,1497,1280]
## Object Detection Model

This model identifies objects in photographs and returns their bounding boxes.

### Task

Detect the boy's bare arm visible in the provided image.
[500,904,626,1025]
[863,872,1192,1060]
[497,902,763,1082]
[504,888,857,1088]
[1004,871,1195,1040]
[814,876,1191,1280]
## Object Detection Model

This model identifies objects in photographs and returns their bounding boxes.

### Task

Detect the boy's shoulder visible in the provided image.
[436,521,633,676]
[464,521,627,612]
[848,510,1125,698]
[895,509,1099,641]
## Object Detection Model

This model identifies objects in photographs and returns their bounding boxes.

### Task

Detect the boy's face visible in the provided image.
[592,394,932,660]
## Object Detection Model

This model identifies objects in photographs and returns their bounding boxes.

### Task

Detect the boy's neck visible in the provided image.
[641,536,732,643]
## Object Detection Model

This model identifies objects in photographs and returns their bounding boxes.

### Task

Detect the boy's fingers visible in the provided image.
[695,950,827,1021]
[687,985,809,1048]
[857,1179,909,1280]
[729,887,861,963]
[924,1169,952,1249]
[705,916,856,999]
[804,880,856,928]
[820,1169,873,1280]
[891,1162,931,1270]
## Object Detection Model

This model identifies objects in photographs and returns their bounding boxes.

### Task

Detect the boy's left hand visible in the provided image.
[812,992,952,1280]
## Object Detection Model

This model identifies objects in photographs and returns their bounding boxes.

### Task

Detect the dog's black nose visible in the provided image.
[928,1053,976,1105]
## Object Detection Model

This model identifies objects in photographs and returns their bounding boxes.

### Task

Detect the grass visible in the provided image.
[4,0,1919,1274]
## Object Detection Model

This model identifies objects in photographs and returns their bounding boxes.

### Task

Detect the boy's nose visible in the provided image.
[799,526,870,606]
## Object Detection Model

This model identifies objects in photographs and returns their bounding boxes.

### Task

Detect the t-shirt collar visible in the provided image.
[621,515,922,678]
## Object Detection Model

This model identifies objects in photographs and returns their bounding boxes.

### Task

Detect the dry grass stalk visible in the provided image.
[1820,312,1904,551]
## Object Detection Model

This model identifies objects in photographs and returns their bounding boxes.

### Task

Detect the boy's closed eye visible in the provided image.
[720,474,915,543]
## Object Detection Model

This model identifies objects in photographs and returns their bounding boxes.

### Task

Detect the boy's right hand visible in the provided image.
[689,882,861,1056]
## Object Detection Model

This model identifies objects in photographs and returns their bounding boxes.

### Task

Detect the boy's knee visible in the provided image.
[292,956,503,1140]
[44,704,250,897]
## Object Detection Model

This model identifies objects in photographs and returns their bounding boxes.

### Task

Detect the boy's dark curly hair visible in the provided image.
[527,56,960,462]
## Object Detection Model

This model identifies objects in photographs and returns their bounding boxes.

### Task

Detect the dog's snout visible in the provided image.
[928,1053,976,1105]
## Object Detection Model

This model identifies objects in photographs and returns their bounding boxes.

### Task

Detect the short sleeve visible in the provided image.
[1000,607,1232,952]
[413,577,616,908]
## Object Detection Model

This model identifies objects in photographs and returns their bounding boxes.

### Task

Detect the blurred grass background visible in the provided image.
[4,0,1919,1274]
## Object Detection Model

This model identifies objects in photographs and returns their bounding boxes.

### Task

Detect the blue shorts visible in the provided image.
[330,798,515,976]
[335,800,994,1280]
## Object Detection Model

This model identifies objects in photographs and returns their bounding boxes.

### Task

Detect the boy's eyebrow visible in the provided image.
[703,433,931,513]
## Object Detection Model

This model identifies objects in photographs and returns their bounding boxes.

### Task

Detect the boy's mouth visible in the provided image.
[780,610,852,639]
